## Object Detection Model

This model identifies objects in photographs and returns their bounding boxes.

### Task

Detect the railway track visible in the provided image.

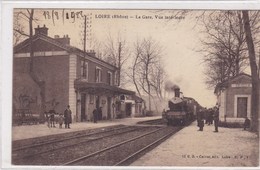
[114,126,180,166]
[12,125,161,165]
[13,119,185,166]
[137,118,166,125]
[12,124,125,150]
[13,125,133,153]
[64,126,181,166]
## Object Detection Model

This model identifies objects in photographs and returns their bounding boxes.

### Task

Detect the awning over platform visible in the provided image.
[74,80,135,96]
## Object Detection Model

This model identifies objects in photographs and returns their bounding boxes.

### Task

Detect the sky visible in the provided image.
[15,9,217,107]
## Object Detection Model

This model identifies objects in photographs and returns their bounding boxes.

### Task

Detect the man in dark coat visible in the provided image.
[93,108,98,123]
[209,109,214,125]
[244,117,250,130]
[213,107,219,132]
[64,105,72,128]
[98,107,102,120]
[197,109,204,131]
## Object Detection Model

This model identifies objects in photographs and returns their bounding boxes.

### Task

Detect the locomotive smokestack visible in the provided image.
[174,88,180,98]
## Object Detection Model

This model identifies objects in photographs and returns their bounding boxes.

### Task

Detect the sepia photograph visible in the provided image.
[2,4,260,168]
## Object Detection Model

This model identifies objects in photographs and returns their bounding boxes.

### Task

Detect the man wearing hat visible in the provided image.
[64,105,72,128]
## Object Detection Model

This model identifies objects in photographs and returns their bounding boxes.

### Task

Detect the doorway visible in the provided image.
[81,94,86,121]
[237,97,247,118]
[126,103,132,117]
[107,97,111,119]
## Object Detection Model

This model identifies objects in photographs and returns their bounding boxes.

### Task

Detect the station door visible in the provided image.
[237,97,247,118]
[81,94,86,121]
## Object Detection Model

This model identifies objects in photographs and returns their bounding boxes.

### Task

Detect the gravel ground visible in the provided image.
[13,126,160,165]
[12,125,124,149]
[12,117,162,141]
[131,121,259,167]
[75,127,177,166]
[12,126,137,158]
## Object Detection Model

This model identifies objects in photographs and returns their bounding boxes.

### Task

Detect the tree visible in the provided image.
[201,11,249,88]
[91,37,104,59]
[103,32,130,87]
[13,14,25,46]
[14,9,46,117]
[149,60,166,100]
[242,10,260,132]
[128,39,143,97]
[129,37,165,111]
[200,10,260,131]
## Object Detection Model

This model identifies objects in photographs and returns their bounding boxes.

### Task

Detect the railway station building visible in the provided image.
[13,25,144,123]
[214,73,253,122]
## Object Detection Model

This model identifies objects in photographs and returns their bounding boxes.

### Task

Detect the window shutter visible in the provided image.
[86,63,88,80]
[107,72,109,84]
[100,70,102,82]
[95,68,97,82]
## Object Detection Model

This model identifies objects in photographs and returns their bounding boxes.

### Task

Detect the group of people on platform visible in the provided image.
[197,107,251,132]
[45,105,104,128]
[197,107,219,132]
[45,105,72,129]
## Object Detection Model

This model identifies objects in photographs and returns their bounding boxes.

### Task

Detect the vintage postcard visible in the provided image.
[1,1,260,169]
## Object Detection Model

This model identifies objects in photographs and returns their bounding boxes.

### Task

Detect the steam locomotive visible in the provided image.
[163,88,199,126]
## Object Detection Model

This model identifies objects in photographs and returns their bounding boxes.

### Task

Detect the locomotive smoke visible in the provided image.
[165,80,180,98]
[164,80,180,92]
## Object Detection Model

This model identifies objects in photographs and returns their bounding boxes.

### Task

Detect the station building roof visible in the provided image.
[214,73,252,94]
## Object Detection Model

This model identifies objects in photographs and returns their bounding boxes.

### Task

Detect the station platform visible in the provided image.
[131,121,259,167]
[11,117,259,167]
[12,116,161,141]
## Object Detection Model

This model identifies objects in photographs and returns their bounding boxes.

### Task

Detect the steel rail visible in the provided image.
[12,125,129,151]
[13,126,147,161]
[62,126,168,165]
[114,127,181,166]
[137,118,165,125]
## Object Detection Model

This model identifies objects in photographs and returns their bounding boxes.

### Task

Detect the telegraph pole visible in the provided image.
[83,15,87,78]
[118,42,121,86]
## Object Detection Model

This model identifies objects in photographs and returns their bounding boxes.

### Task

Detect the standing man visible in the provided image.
[93,108,98,123]
[209,108,214,125]
[244,117,250,130]
[98,107,102,120]
[213,107,219,132]
[197,109,204,131]
[64,105,72,128]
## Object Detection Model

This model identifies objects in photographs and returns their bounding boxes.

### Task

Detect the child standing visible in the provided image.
[58,113,64,128]
[45,111,50,128]
[50,110,56,128]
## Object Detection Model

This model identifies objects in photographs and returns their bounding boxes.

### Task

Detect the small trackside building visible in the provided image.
[214,73,253,123]
[13,25,138,123]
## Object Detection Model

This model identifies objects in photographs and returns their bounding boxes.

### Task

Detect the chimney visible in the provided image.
[54,34,70,45]
[35,25,48,36]
[87,50,96,57]
[174,87,180,98]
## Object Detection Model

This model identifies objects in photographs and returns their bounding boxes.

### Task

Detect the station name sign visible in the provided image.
[231,84,252,88]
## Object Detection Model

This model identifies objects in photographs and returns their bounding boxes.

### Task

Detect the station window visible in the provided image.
[95,67,102,82]
[81,60,88,80]
[107,71,112,85]
[115,71,118,86]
